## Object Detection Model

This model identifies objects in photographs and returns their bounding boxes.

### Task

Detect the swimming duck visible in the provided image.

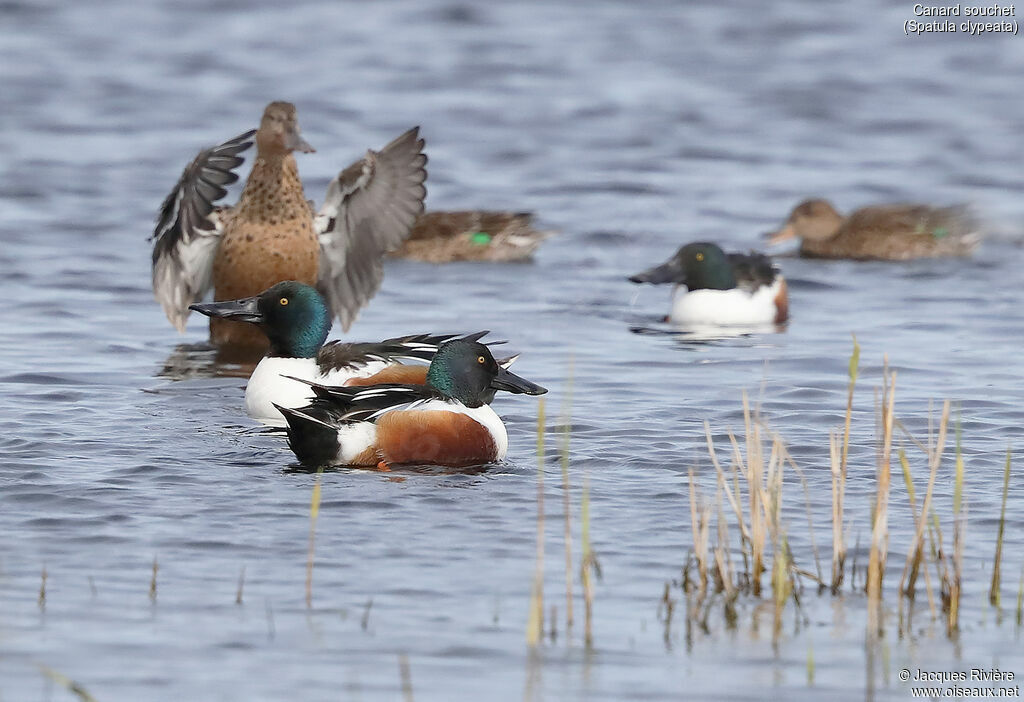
[189,281,489,425]
[277,338,547,469]
[629,242,788,325]
[390,211,552,262]
[766,199,981,260]
[152,101,428,348]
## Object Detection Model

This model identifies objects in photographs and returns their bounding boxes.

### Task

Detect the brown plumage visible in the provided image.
[343,365,429,387]
[373,410,498,467]
[390,210,552,263]
[767,199,981,261]
[773,278,789,323]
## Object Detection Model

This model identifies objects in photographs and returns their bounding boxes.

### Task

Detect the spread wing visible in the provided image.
[315,127,427,332]
[150,129,256,331]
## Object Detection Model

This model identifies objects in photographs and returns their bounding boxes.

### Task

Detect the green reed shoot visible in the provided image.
[990,447,1011,607]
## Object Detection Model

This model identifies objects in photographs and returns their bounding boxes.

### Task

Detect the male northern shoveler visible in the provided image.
[390,211,553,262]
[152,101,428,348]
[629,242,788,325]
[276,338,547,469]
[766,199,981,260]
[189,281,490,425]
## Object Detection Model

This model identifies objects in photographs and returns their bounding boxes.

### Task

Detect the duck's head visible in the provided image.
[629,241,736,291]
[256,101,315,157]
[426,339,547,408]
[189,281,331,358]
[767,198,843,244]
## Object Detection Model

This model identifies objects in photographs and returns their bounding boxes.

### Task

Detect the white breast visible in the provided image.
[670,278,783,326]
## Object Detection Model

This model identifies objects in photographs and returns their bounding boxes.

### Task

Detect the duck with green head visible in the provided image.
[277,339,547,469]
[629,242,788,326]
[189,281,492,426]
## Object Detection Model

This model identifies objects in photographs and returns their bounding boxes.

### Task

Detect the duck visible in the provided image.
[629,242,788,325]
[276,338,547,469]
[152,101,428,349]
[189,281,492,426]
[766,199,981,260]
[389,211,553,262]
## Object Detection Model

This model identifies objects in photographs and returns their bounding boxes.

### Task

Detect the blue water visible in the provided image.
[2,1,1024,700]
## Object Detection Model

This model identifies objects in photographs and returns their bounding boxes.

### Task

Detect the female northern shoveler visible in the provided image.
[766,199,981,260]
[189,281,491,426]
[152,101,428,348]
[390,211,553,262]
[629,242,788,326]
[276,339,547,469]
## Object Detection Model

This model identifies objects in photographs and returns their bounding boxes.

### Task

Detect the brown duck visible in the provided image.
[151,101,428,348]
[767,199,981,260]
[390,211,552,263]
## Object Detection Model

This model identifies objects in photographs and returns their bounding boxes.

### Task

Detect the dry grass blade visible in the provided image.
[580,471,597,649]
[306,467,324,609]
[526,398,546,647]
[560,360,575,632]
[866,365,895,637]
[39,665,99,702]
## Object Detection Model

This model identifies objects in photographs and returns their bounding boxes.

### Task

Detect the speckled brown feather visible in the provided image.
[373,410,498,467]
[799,203,980,260]
[390,211,551,263]
[211,153,319,346]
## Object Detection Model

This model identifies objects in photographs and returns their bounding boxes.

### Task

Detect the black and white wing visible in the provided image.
[317,330,491,372]
[727,251,779,293]
[151,129,256,331]
[290,381,441,423]
[315,127,427,332]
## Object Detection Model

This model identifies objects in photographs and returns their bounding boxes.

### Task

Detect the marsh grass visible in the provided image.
[678,340,1009,648]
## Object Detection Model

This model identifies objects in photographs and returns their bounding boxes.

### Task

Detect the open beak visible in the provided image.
[628,259,684,285]
[189,296,263,323]
[286,126,315,154]
[490,365,547,396]
[765,224,796,245]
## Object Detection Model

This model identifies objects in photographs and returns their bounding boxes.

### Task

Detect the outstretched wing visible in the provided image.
[315,127,427,332]
[151,129,256,331]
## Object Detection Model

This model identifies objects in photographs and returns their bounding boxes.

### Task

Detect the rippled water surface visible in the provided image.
[2,1,1024,700]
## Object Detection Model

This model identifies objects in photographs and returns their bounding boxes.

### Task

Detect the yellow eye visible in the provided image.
[279,297,289,306]
[695,252,704,262]
[478,356,486,364]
